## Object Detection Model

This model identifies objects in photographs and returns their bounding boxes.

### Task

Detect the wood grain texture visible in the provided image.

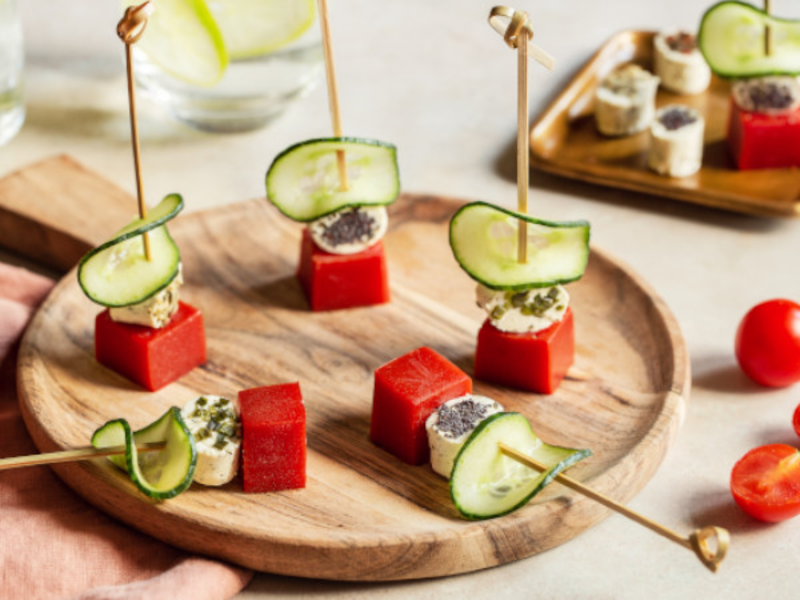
[530,30,800,218]
[0,155,135,269]
[15,185,689,580]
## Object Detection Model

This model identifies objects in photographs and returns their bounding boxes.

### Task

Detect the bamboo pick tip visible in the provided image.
[118,2,153,43]
[487,5,555,70]
[689,526,730,573]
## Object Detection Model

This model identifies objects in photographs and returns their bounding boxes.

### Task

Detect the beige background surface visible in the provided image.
[3,0,800,598]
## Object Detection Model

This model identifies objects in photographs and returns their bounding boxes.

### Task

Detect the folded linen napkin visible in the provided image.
[0,263,253,600]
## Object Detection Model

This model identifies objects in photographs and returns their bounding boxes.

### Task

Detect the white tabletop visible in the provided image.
[4,1,800,598]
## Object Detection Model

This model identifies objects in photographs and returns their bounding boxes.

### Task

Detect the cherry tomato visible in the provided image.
[731,444,800,523]
[735,299,800,388]
[793,404,800,439]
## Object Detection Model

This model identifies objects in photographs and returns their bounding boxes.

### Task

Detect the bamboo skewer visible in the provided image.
[317,0,349,192]
[117,2,153,261]
[488,7,555,264]
[498,443,730,573]
[764,0,773,56]
[0,443,166,471]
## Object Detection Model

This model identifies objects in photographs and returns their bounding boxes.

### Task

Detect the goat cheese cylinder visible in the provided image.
[426,395,504,478]
[595,64,660,136]
[653,31,711,95]
[648,105,705,177]
[476,284,569,334]
[309,205,388,255]
[732,76,800,116]
[108,266,182,329]
[181,395,242,486]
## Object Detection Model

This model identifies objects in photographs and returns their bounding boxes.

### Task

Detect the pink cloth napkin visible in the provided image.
[0,264,253,600]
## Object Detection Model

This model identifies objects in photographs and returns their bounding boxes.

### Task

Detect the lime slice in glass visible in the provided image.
[206,0,316,60]
[129,0,228,87]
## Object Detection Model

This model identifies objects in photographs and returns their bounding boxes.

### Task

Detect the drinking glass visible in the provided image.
[0,0,24,145]
[133,1,323,133]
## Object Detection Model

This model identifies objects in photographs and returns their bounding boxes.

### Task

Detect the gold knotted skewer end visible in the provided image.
[117,2,153,45]
[689,526,730,573]
[488,6,555,70]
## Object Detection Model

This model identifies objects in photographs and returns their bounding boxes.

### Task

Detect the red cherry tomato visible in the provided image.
[731,444,800,523]
[735,299,800,388]
[794,404,800,439]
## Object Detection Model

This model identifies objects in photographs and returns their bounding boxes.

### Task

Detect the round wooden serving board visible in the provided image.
[17,194,689,581]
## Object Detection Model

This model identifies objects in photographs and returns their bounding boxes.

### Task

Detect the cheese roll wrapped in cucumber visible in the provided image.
[653,31,711,95]
[648,105,705,178]
[595,64,659,136]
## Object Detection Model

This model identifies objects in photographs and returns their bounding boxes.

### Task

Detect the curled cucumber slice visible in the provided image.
[450,412,591,520]
[92,407,197,500]
[449,201,590,291]
[77,194,183,307]
[699,1,800,78]
[266,137,400,222]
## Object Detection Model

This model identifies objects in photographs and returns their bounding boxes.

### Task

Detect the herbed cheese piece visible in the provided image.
[308,205,388,255]
[595,64,660,136]
[732,76,800,116]
[476,283,569,334]
[653,31,711,95]
[648,105,705,177]
[426,395,504,478]
[181,395,241,486]
[108,266,182,329]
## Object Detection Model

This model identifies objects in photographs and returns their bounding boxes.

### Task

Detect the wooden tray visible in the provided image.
[10,158,689,581]
[530,30,800,218]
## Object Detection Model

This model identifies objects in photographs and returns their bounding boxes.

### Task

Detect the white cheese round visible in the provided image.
[426,395,504,479]
[181,394,242,487]
[653,31,710,95]
[309,205,388,255]
[476,283,569,334]
[108,265,182,329]
[595,64,660,136]
[732,76,800,116]
[648,105,704,178]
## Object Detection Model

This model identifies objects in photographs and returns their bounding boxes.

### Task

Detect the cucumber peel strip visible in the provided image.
[449,201,590,291]
[450,412,591,520]
[698,1,800,78]
[265,137,400,222]
[77,194,184,307]
[91,407,197,500]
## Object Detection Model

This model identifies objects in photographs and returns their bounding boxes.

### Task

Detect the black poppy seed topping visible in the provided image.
[659,107,697,130]
[321,208,376,247]
[435,399,492,438]
[747,82,795,111]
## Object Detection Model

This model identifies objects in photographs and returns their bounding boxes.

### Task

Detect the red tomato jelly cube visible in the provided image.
[95,301,206,392]
[296,228,390,312]
[474,308,574,394]
[238,382,306,493]
[370,347,472,465]
[728,101,800,170]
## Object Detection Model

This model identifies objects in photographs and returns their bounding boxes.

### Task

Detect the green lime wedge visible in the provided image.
[127,0,228,87]
[206,0,316,60]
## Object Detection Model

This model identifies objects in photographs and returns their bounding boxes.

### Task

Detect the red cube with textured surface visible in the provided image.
[370,347,472,465]
[728,101,800,170]
[296,228,390,311]
[239,382,306,493]
[94,301,206,392]
[474,307,574,394]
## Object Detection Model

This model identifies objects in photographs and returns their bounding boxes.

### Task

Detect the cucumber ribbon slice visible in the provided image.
[449,201,590,291]
[265,137,400,222]
[450,412,591,519]
[77,194,183,307]
[91,407,197,500]
[699,1,800,78]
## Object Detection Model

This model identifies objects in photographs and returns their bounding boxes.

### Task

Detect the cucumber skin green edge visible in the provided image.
[449,412,592,521]
[91,407,197,501]
[265,136,400,223]
[449,201,591,292]
[77,194,184,307]
[698,1,800,78]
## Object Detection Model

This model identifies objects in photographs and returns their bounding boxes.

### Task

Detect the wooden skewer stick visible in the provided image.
[117,2,153,261]
[488,7,555,264]
[764,0,773,56]
[317,0,349,192]
[0,442,166,471]
[498,443,730,573]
